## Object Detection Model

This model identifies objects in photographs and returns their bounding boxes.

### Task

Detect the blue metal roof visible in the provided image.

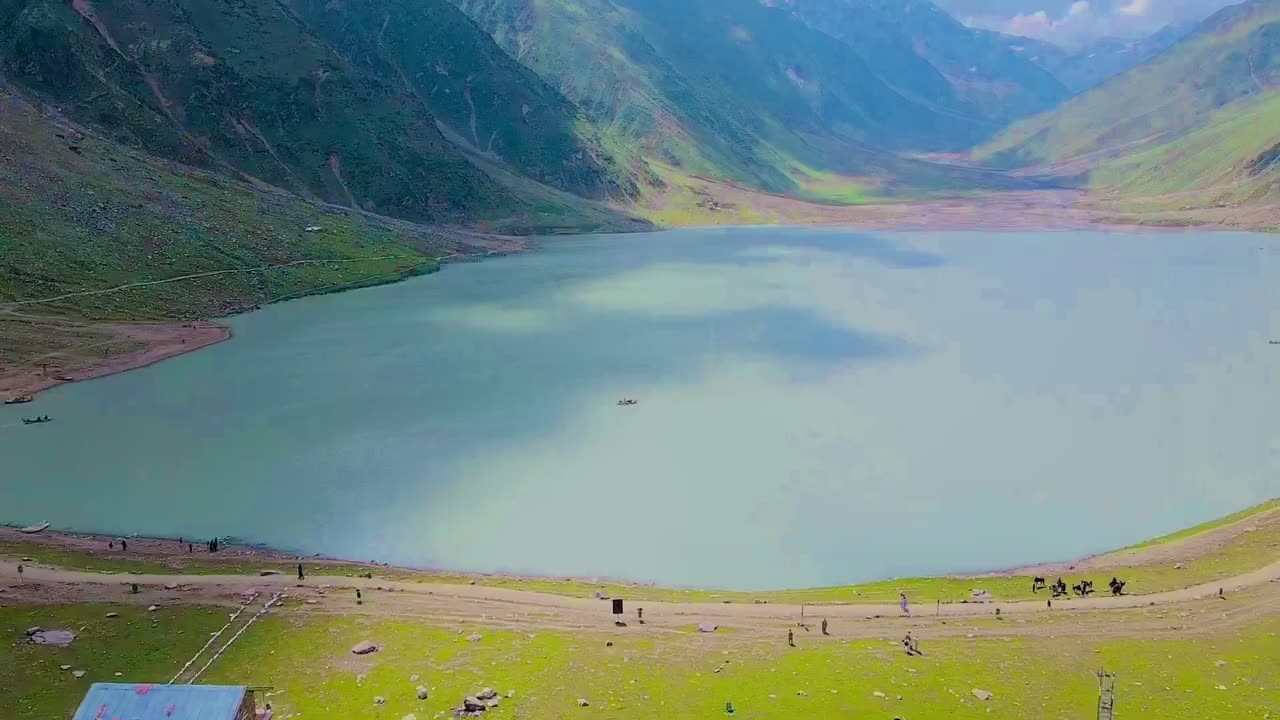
[72,683,247,720]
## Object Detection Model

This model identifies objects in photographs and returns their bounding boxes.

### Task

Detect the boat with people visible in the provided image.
[19,521,50,534]
[4,395,34,405]
[616,398,639,406]
[22,416,53,425]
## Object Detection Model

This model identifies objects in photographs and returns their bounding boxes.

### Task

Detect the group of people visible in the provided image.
[1034,576,1127,598]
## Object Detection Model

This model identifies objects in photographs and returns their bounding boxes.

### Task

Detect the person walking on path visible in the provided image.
[787,628,795,647]
[121,539,127,552]
[821,618,829,636]
[297,563,305,581]
[637,607,644,624]
[900,592,910,615]
[16,564,22,583]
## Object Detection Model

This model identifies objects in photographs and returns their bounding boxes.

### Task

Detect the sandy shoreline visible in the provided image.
[0,321,230,402]
[5,501,1273,591]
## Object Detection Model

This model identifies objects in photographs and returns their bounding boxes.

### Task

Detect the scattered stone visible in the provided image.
[506,690,515,698]
[105,613,119,619]
[477,689,497,701]
[410,674,421,682]
[417,686,430,700]
[873,691,886,698]
[114,672,123,677]
[304,226,324,233]
[796,690,808,697]
[305,599,319,605]
[1214,660,1228,667]
[1174,563,1184,570]
[593,591,610,600]
[259,570,281,576]
[402,715,417,720]
[374,696,386,705]
[164,583,179,590]
[1215,685,1227,691]
[29,629,76,647]
[467,634,483,643]
[972,689,993,701]
[60,664,72,671]
[351,641,379,655]
[148,605,160,612]
[484,699,499,709]
[72,671,86,679]
[697,623,719,633]
[577,698,590,707]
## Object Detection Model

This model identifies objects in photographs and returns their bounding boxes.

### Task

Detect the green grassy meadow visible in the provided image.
[3,602,1275,720]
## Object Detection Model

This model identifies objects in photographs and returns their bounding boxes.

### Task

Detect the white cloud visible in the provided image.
[1117,0,1152,16]
[957,0,1238,48]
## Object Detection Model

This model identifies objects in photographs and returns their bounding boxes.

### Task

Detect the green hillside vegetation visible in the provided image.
[0,0,617,224]
[1089,89,1280,206]
[975,0,1280,170]
[452,0,1045,199]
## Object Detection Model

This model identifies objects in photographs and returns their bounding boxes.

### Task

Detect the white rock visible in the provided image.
[972,689,993,701]
[374,696,386,705]
[72,671,86,679]
[467,634,483,643]
[1214,660,1228,667]
[409,674,421,682]
[148,605,160,612]
[60,664,72,671]
[416,686,429,700]
[577,698,590,707]
[873,691,886,698]
[351,641,379,655]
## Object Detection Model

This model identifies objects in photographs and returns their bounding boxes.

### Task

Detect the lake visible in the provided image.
[2,228,1277,589]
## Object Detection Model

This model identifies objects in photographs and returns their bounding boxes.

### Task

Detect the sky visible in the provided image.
[933,0,1242,47]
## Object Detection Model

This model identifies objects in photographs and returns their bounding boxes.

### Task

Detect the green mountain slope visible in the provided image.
[0,0,618,224]
[1089,89,1280,205]
[451,0,1041,197]
[976,0,1280,170]
[781,0,1067,126]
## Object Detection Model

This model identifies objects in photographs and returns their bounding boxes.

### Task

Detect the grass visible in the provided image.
[4,602,1275,719]
[1088,91,1280,208]
[1124,499,1280,551]
[0,604,229,719]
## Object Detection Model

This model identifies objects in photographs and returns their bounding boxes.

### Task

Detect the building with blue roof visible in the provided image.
[71,683,269,720]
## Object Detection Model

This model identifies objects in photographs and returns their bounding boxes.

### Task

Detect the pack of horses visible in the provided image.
[1032,576,1126,597]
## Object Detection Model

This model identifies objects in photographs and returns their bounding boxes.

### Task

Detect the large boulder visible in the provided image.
[351,641,379,655]
[29,629,76,647]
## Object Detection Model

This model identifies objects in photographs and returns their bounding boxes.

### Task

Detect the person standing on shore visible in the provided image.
[900,593,910,616]
[297,563,305,581]
[787,628,795,647]
[821,618,829,636]
[16,564,22,583]
[121,539,127,552]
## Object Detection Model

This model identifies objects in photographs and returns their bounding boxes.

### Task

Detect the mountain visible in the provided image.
[1003,23,1196,93]
[451,0,1045,197]
[976,0,1280,170]
[779,0,1068,126]
[1089,88,1280,208]
[0,0,623,225]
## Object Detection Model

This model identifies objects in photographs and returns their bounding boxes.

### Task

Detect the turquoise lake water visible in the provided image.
[2,228,1277,589]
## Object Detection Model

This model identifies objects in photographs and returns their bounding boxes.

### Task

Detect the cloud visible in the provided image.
[956,0,1238,47]
[1116,0,1153,16]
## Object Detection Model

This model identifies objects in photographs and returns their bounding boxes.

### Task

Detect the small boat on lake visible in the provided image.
[19,521,49,534]
[4,395,34,405]
[616,398,639,406]
[22,416,53,425]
